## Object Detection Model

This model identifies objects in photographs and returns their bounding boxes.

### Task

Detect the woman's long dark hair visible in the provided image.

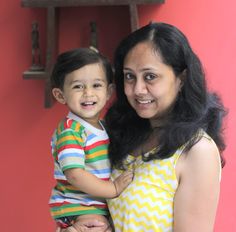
[105,22,227,169]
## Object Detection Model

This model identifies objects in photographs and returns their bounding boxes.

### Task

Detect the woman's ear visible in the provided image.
[52,88,66,104]
[107,83,115,100]
[179,69,186,89]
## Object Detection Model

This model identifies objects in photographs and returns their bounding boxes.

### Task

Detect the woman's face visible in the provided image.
[123,42,182,122]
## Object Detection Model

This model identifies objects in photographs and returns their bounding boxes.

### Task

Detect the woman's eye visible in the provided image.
[124,73,135,81]
[145,73,157,81]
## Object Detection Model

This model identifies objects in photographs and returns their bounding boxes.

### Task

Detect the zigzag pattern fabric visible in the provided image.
[108,148,183,232]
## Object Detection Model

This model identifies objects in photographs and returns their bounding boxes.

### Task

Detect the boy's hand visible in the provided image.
[113,170,133,196]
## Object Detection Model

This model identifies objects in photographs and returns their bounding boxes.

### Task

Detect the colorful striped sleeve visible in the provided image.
[56,119,86,172]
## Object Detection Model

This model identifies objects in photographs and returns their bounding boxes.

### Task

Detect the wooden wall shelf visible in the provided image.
[23,70,46,80]
[21,0,164,108]
[21,0,164,7]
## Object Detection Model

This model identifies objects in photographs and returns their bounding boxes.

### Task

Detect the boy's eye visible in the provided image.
[73,84,84,89]
[93,83,103,88]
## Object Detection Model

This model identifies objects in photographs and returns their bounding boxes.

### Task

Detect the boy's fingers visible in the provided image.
[122,170,133,177]
[82,219,105,227]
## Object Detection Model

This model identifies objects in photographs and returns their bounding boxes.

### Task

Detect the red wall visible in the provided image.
[1,1,235,231]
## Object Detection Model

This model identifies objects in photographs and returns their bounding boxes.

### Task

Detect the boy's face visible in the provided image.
[52,63,112,127]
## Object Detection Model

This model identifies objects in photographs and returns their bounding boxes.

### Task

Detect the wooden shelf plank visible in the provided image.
[21,0,164,8]
[23,70,46,79]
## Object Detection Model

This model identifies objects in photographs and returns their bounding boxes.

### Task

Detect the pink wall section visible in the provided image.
[0,1,235,231]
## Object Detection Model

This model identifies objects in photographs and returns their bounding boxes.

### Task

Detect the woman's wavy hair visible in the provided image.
[105,22,227,169]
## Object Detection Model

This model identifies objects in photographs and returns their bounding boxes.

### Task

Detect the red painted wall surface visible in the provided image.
[0,1,235,231]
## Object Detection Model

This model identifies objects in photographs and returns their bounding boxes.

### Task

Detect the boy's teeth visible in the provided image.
[82,102,94,105]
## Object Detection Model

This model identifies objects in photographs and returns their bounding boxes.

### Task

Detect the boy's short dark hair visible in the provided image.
[51,48,113,89]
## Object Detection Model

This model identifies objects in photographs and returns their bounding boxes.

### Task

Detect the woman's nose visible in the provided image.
[134,79,148,95]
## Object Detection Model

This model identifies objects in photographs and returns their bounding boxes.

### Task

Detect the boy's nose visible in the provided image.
[84,86,94,96]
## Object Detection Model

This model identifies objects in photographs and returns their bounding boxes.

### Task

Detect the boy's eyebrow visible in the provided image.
[94,78,106,82]
[69,78,106,84]
[69,80,82,84]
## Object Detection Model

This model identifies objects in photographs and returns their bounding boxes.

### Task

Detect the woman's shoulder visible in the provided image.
[182,130,219,159]
[188,134,219,159]
[178,133,221,181]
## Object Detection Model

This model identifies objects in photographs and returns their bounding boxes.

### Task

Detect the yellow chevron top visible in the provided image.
[108,131,214,231]
[107,146,184,232]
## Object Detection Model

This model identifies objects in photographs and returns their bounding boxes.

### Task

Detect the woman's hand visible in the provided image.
[56,219,112,232]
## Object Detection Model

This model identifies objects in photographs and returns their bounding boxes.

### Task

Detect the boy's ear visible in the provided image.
[107,84,115,100]
[52,88,66,104]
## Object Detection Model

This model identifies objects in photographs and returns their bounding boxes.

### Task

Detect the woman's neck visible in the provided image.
[149,116,169,129]
[131,129,159,157]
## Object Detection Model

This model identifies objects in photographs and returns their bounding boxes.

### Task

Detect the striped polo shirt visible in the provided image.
[49,112,110,219]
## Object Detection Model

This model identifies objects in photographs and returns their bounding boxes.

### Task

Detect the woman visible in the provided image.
[105,22,226,232]
[62,22,226,232]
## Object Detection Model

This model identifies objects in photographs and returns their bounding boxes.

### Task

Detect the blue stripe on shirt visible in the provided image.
[59,152,84,160]
[90,168,111,174]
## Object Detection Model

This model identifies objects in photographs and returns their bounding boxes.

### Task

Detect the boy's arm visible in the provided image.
[64,168,133,198]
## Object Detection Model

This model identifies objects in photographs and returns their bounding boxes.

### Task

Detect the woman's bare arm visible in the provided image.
[174,136,221,232]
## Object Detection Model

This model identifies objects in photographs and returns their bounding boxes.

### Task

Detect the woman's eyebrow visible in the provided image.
[123,67,157,72]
